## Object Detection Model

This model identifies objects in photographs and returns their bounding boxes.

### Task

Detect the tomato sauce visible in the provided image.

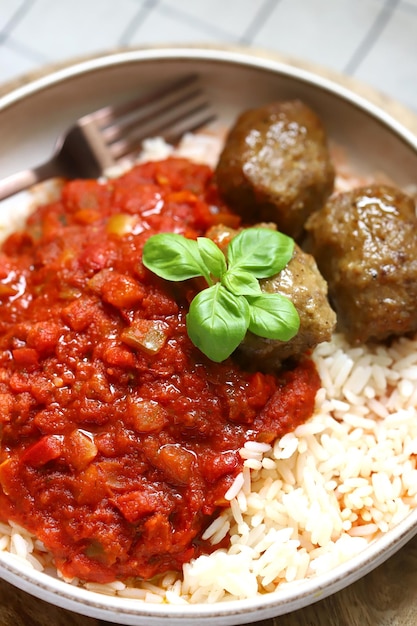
[0,158,320,583]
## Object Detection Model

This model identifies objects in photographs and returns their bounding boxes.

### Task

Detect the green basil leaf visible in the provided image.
[186,283,250,362]
[142,233,207,282]
[222,269,262,296]
[142,229,300,363]
[247,293,300,341]
[197,237,227,279]
[227,228,294,278]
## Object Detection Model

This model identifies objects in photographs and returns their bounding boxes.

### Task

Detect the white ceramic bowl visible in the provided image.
[1,46,417,626]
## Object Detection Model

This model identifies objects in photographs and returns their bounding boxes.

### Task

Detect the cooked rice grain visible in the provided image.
[1,135,417,604]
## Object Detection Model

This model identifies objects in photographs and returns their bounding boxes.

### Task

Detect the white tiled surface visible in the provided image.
[0,0,417,113]
[251,0,386,71]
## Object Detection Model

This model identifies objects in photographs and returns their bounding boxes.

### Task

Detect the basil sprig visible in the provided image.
[142,227,300,362]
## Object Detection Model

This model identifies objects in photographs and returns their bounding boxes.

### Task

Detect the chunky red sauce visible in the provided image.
[0,158,320,583]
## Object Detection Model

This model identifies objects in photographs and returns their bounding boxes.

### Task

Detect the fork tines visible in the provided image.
[88,74,216,162]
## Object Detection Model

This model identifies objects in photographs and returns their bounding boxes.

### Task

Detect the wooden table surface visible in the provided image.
[1,45,417,626]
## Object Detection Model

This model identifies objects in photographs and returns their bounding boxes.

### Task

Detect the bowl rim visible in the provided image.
[1,507,416,622]
[1,45,417,151]
[1,45,417,624]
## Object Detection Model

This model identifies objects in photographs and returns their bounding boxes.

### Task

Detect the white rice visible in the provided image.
[1,132,417,604]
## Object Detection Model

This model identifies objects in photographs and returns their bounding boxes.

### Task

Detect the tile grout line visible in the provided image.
[117,0,162,47]
[3,35,50,64]
[238,0,283,45]
[343,0,401,75]
[145,2,245,43]
[400,0,417,14]
[0,0,37,45]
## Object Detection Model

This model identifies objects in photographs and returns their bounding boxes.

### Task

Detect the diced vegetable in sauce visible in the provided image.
[0,157,320,583]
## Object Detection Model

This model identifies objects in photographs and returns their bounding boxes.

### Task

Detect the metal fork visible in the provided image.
[0,75,215,201]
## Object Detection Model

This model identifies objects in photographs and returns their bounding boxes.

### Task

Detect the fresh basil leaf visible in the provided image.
[247,293,300,341]
[197,237,227,279]
[186,283,250,362]
[142,233,208,282]
[222,269,262,296]
[227,228,294,278]
[142,229,300,363]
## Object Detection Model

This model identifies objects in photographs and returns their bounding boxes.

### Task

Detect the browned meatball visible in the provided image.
[206,224,336,369]
[305,185,417,343]
[215,100,335,239]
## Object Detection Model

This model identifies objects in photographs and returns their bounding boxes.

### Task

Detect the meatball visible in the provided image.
[305,184,417,343]
[215,100,335,239]
[206,224,336,369]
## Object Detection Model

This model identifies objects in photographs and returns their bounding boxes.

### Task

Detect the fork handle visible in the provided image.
[0,160,59,202]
